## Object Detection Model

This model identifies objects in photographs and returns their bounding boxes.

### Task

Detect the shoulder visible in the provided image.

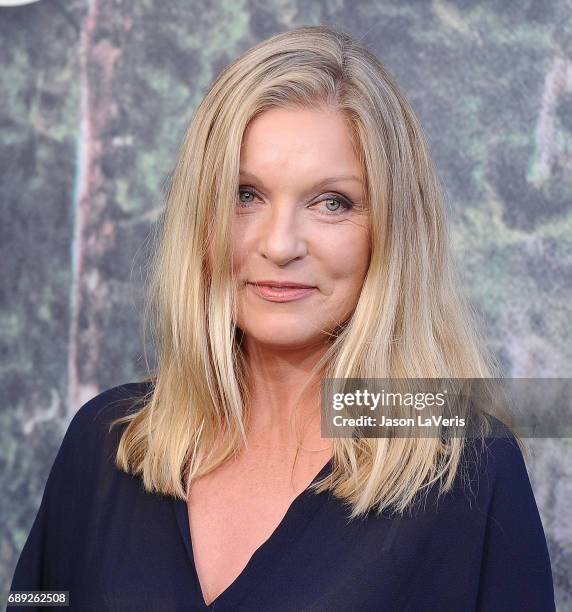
[459,416,527,482]
[461,424,551,563]
[67,380,153,435]
[468,420,529,491]
[60,380,153,462]
[476,432,539,522]
[438,421,535,519]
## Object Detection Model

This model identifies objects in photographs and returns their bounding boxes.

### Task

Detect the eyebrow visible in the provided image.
[239,170,362,191]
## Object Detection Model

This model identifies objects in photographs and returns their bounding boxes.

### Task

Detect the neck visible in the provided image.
[241,337,331,451]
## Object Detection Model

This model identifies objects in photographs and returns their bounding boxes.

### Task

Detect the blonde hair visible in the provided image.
[111,24,520,518]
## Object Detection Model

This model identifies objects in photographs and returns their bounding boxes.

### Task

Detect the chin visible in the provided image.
[240,324,325,349]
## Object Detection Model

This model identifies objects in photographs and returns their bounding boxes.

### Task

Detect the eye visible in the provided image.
[314,195,354,216]
[236,187,355,216]
[237,186,258,208]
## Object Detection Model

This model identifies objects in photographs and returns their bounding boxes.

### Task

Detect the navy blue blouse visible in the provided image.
[10,381,555,611]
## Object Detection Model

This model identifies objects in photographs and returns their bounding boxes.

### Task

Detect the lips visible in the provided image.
[249,280,316,289]
[247,281,316,302]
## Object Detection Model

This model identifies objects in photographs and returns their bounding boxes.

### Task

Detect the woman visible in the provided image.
[10,25,555,611]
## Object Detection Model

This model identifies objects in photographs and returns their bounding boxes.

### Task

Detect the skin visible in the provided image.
[231,105,371,448]
[188,106,371,605]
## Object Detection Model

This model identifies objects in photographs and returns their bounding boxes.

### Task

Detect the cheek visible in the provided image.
[323,226,370,284]
[230,231,248,274]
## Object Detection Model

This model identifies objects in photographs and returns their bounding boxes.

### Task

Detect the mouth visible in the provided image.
[249,280,316,288]
[247,282,316,302]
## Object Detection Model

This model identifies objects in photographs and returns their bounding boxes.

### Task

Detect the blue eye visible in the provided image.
[236,187,354,216]
[317,195,354,216]
[238,187,257,206]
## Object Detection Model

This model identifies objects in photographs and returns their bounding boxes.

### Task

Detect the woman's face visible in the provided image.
[231,105,370,349]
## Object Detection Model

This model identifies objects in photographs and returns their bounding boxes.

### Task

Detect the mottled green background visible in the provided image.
[1,0,571,608]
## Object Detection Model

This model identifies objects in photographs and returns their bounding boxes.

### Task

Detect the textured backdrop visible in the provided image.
[1,0,571,608]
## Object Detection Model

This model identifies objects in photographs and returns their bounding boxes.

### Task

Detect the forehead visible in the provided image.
[240,106,362,177]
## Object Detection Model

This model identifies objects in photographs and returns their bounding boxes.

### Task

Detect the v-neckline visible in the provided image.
[172,457,333,609]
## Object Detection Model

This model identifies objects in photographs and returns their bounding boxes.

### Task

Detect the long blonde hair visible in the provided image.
[111,24,518,518]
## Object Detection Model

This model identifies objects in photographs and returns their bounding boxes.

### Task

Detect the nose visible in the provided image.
[257,201,308,266]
